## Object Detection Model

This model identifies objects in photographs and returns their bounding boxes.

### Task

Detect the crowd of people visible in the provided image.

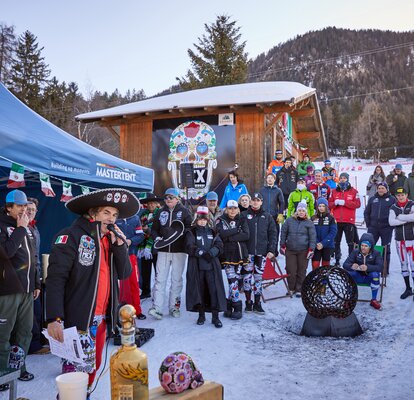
[1,153,414,397]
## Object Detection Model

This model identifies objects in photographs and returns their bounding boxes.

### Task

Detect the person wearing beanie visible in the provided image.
[287,178,315,217]
[329,171,361,267]
[276,158,299,209]
[366,165,386,199]
[267,149,284,175]
[304,164,315,187]
[297,154,315,178]
[185,206,226,328]
[322,160,338,189]
[403,163,414,201]
[308,170,331,207]
[216,200,250,320]
[311,197,337,270]
[241,193,277,313]
[389,187,414,300]
[364,182,395,270]
[280,200,316,297]
[343,233,383,310]
[386,163,407,196]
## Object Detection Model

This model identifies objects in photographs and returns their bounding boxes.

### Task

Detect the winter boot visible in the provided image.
[253,295,265,315]
[245,300,253,313]
[231,301,242,320]
[211,311,223,328]
[400,287,413,299]
[197,310,206,325]
[223,299,232,318]
[370,299,382,310]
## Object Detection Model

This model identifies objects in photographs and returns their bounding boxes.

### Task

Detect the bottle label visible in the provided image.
[118,384,133,400]
[121,334,135,346]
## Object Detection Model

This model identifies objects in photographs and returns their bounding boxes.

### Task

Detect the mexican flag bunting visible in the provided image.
[80,186,90,195]
[39,173,56,197]
[7,163,25,188]
[60,181,73,202]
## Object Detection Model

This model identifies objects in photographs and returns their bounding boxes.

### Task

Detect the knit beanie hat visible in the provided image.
[316,197,329,207]
[296,201,308,212]
[339,172,349,180]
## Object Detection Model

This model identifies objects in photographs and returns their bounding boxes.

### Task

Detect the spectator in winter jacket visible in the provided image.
[366,165,386,199]
[304,165,315,187]
[403,163,414,201]
[185,206,226,328]
[322,160,338,189]
[205,191,222,227]
[216,200,249,320]
[329,172,361,266]
[343,233,383,310]
[259,172,285,225]
[386,163,407,196]
[267,149,284,175]
[116,213,146,319]
[311,197,337,270]
[46,188,136,392]
[276,158,299,208]
[242,193,277,314]
[297,154,316,178]
[238,194,251,213]
[364,182,395,270]
[0,190,39,387]
[308,170,331,206]
[287,178,315,217]
[219,170,249,209]
[388,187,414,300]
[149,188,192,319]
[280,201,316,297]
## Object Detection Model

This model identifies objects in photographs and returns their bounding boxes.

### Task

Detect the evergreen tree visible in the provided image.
[9,30,50,112]
[0,23,16,83]
[177,15,248,90]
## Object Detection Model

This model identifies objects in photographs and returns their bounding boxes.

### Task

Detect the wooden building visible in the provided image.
[76,81,328,194]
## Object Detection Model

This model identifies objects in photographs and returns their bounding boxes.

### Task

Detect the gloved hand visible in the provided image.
[277,214,284,224]
[280,245,286,256]
[334,199,345,206]
[202,252,213,262]
[143,247,152,260]
[306,248,314,259]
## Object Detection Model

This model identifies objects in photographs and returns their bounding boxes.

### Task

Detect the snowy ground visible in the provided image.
[3,158,414,400]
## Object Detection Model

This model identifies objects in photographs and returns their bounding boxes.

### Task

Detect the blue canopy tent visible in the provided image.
[0,83,154,254]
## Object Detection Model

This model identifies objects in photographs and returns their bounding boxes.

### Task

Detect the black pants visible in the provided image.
[312,247,332,262]
[140,254,157,296]
[199,269,218,311]
[335,223,357,262]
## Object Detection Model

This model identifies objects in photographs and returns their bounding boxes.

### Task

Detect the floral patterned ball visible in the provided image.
[159,352,204,393]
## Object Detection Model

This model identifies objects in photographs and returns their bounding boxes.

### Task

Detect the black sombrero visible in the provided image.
[140,192,163,205]
[153,220,185,249]
[65,188,140,219]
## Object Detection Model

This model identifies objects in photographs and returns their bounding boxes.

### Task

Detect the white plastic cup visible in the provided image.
[56,372,88,400]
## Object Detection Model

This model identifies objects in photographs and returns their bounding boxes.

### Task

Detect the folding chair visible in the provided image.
[356,244,387,303]
[261,257,290,302]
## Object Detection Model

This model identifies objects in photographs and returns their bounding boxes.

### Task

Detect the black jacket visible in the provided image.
[46,217,131,332]
[242,207,278,256]
[151,203,192,253]
[364,192,395,229]
[185,226,226,313]
[259,185,285,216]
[276,167,299,196]
[0,210,39,295]
[216,213,249,263]
[389,200,414,241]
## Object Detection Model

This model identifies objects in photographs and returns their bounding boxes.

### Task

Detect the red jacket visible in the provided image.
[328,185,361,224]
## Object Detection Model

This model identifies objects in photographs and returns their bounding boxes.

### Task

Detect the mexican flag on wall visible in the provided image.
[60,181,73,202]
[7,163,25,188]
[39,173,56,197]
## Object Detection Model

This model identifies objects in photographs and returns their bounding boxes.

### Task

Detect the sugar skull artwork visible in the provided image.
[167,120,217,199]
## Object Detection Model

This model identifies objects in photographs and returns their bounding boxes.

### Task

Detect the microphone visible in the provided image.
[106,224,127,245]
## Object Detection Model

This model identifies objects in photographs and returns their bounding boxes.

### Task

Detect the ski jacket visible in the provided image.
[276,167,299,196]
[297,161,315,177]
[328,184,361,224]
[259,185,285,217]
[322,166,338,182]
[0,210,39,295]
[343,233,383,273]
[116,214,144,255]
[287,188,315,217]
[364,192,395,230]
[308,181,331,203]
[219,182,249,209]
[388,200,414,241]
[280,214,316,252]
[311,212,337,249]
[46,216,131,332]
[403,172,414,201]
[151,203,192,253]
[386,170,407,195]
[242,207,277,256]
[267,159,284,175]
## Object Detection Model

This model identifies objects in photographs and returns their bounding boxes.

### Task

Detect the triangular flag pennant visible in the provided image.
[39,173,56,197]
[81,186,90,195]
[60,181,73,202]
[7,163,25,188]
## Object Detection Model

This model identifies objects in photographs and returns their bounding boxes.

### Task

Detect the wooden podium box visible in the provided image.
[149,381,223,399]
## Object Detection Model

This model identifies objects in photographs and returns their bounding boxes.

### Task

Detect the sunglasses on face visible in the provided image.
[165,195,176,200]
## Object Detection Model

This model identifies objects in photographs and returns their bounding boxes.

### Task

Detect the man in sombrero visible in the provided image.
[45,188,139,393]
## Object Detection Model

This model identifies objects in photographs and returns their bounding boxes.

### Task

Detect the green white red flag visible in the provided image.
[81,186,90,195]
[7,163,25,188]
[39,173,56,197]
[60,181,73,202]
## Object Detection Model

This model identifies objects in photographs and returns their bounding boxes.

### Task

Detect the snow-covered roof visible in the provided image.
[76,81,316,122]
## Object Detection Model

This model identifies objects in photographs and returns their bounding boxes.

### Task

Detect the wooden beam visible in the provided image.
[291,109,315,118]
[296,131,320,140]
[264,113,282,134]
[104,125,120,141]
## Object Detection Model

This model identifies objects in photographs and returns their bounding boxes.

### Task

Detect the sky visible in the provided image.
[2,0,413,97]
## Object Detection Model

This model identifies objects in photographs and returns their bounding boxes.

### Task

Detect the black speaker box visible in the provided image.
[179,162,195,188]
